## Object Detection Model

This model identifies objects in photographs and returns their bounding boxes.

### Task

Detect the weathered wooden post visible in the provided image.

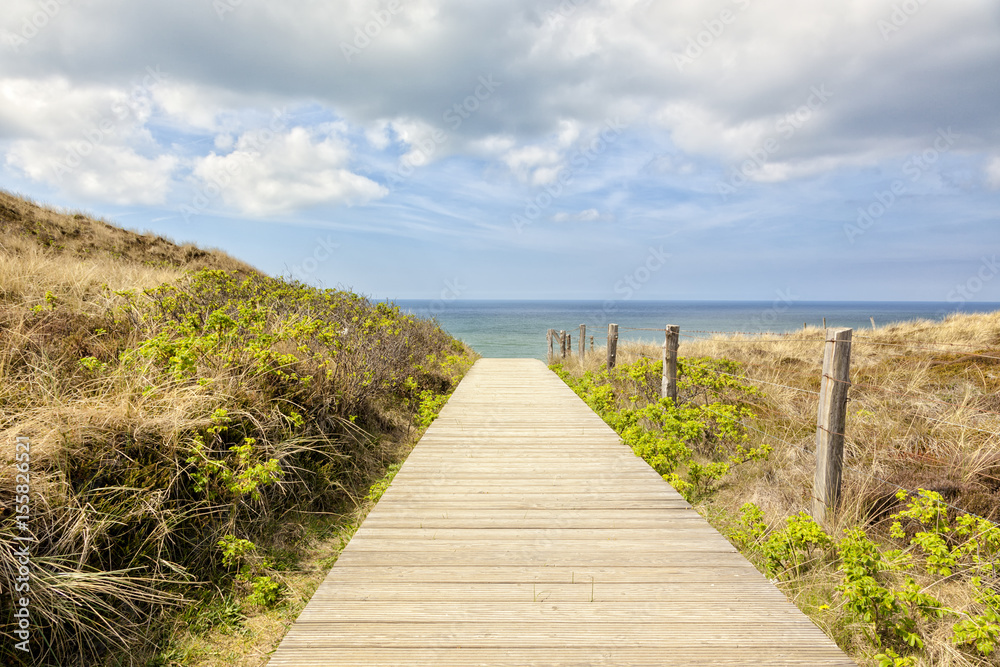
[559,330,567,359]
[547,329,555,362]
[565,333,572,359]
[812,327,853,526]
[578,324,586,361]
[590,336,594,351]
[607,323,618,369]
[661,325,679,402]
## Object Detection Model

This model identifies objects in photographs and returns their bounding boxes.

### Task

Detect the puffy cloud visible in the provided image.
[191,126,387,215]
[0,74,176,204]
[7,140,178,205]
[1,0,998,214]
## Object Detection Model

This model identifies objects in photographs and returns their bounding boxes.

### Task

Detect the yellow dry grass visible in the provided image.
[0,188,254,313]
[0,190,475,666]
[555,313,1000,666]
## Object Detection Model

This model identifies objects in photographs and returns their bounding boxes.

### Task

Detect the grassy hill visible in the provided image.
[0,191,476,666]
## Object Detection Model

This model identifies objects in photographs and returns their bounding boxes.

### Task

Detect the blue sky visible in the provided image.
[1,0,999,303]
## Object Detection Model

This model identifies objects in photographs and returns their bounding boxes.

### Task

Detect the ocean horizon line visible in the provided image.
[392,298,1000,305]
[390,300,1000,359]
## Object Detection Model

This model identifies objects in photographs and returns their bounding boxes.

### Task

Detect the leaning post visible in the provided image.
[661,325,679,402]
[607,323,619,369]
[812,327,853,527]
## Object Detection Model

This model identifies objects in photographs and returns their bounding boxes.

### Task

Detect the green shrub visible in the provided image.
[552,357,761,501]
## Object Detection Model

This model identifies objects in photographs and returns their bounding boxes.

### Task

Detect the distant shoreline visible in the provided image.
[394,299,1000,359]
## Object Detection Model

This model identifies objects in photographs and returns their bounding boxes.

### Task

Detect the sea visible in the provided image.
[393,300,1000,360]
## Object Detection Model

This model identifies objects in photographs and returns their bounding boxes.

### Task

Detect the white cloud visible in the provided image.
[553,208,601,223]
[1,0,998,219]
[987,157,1000,190]
[153,82,225,132]
[0,75,177,204]
[0,77,123,141]
[364,120,392,150]
[387,117,450,167]
[502,144,563,185]
[499,121,586,185]
[191,126,387,216]
[7,140,178,205]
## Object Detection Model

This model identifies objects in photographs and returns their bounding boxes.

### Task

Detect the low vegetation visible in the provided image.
[554,316,1000,667]
[0,191,476,665]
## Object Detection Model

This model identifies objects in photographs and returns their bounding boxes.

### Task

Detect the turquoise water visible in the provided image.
[393,300,1000,359]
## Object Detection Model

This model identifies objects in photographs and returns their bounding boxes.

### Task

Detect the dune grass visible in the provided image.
[554,314,1000,666]
[0,193,476,666]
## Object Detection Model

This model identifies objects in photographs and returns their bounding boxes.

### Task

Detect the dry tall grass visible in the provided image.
[556,313,1000,666]
[674,315,1000,526]
[0,192,476,666]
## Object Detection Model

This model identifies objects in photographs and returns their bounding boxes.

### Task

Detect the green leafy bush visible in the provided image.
[552,357,761,501]
[0,267,476,665]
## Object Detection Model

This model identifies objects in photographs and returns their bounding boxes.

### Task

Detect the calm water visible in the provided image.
[393,300,1000,359]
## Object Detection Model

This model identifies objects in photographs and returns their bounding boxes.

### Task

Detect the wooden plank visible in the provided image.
[303,581,797,602]
[351,527,728,540]
[267,358,856,667]
[279,622,839,642]
[332,551,743,567]
[317,565,780,584]
[269,648,856,667]
[289,607,827,624]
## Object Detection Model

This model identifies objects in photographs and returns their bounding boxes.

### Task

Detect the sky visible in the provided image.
[1,0,999,303]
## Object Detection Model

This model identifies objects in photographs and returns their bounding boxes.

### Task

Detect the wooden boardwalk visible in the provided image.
[268,358,855,666]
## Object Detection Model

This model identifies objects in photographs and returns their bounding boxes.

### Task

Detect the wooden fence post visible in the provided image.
[579,324,586,361]
[607,323,618,369]
[559,330,567,359]
[565,333,572,359]
[812,327,853,526]
[661,325,679,402]
[547,329,555,362]
[590,336,594,351]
